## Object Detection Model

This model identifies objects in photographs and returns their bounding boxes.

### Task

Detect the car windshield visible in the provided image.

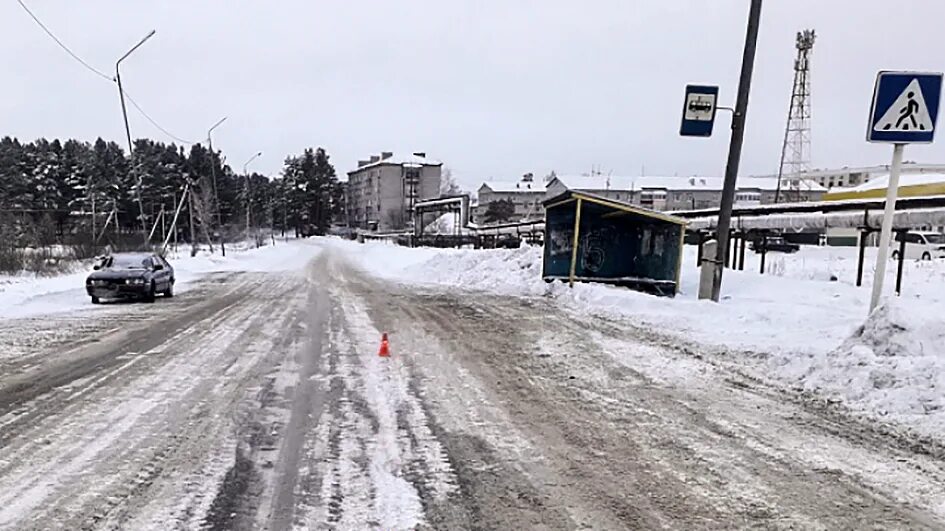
[107,255,149,270]
[923,234,945,244]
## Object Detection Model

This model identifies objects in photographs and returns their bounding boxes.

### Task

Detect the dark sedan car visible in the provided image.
[749,236,800,254]
[86,252,175,304]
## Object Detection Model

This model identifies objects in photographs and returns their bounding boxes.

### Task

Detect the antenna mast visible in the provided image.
[775,29,815,203]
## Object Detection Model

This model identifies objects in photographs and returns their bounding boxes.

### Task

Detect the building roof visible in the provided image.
[348,152,442,174]
[544,190,688,226]
[824,172,945,201]
[551,175,826,193]
[478,180,547,193]
[751,162,945,179]
[677,195,945,232]
[846,172,945,192]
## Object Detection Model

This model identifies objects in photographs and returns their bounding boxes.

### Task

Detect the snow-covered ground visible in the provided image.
[0,239,321,320]
[4,236,944,439]
[327,238,945,440]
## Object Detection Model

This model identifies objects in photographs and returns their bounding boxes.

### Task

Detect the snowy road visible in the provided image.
[1,244,945,529]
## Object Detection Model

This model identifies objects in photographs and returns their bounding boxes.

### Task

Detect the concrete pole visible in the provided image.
[869,143,905,313]
[699,240,718,300]
[116,30,155,246]
[704,0,763,301]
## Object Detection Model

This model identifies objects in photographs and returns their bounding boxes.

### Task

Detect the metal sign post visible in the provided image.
[866,71,943,313]
[869,144,904,312]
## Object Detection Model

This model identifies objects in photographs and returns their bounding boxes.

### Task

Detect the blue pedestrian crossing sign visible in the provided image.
[680,85,719,137]
[868,71,943,143]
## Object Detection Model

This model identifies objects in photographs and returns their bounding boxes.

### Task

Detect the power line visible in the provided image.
[16,0,113,82]
[16,0,196,146]
[121,88,194,145]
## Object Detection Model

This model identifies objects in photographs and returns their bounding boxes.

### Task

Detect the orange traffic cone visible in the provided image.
[378,332,390,357]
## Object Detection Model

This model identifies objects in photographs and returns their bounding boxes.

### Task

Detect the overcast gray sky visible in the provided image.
[4,1,945,189]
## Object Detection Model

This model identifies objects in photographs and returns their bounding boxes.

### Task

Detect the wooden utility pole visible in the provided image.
[188,187,196,256]
[172,192,179,251]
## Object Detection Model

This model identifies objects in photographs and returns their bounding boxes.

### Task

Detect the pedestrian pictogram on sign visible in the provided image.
[865,70,943,315]
[873,79,933,132]
[868,71,942,143]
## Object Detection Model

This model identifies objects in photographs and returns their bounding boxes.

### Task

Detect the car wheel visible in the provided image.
[891,250,900,260]
[91,296,100,305]
[922,251,932,261]
[164,281,174,298]
[144,283,156,303]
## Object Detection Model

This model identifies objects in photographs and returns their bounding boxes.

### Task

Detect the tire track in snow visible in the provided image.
[282,256,458,530]
[0,273,309,530]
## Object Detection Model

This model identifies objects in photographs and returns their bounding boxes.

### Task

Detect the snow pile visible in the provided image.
[328,240,440,279]
[329,239,552,296]
[404,246,549,296]
[776,301,945,437]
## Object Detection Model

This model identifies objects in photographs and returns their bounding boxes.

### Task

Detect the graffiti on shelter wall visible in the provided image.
[548,227,573,257]
[580,227,617,274]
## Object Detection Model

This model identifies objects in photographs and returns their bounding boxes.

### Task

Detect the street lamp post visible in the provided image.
[243,152,262,243]
[116,29,156,246]
[207,116,227,255]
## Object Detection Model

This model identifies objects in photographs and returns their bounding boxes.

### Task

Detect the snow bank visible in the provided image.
[332,239,945,438]
[775,301,945,438]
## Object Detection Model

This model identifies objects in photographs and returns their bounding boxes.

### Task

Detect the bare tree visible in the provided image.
[440,166,461,196]
[189,176,217,252]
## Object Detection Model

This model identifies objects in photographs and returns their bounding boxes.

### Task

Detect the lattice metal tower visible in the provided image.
[775,29,816,203]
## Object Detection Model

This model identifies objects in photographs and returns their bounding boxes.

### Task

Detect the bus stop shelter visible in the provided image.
[542,190,687,296]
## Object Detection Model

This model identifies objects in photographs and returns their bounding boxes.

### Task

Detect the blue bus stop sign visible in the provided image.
[868,71,943,143]
[680,85,719,137]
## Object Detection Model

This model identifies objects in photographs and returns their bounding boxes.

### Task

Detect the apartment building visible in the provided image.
[544,174,826,211]
[475,174,546,224]
[346,152,442,231]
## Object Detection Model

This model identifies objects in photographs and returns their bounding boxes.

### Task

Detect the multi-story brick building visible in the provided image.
[346,152,442,231]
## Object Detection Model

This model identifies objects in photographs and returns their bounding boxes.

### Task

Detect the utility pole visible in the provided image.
[115,29,156,247]
[243,152,262,244]
[90,187,96,249]
[207,117,227,255]
[172,191,179,251]
[707,0,763,302]
[188,186,196,256]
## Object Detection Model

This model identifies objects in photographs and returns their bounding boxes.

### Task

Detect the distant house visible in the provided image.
[753,162,945,190]
[475,173,546,224]
[346,152,442,231]
[545,175,826,211]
